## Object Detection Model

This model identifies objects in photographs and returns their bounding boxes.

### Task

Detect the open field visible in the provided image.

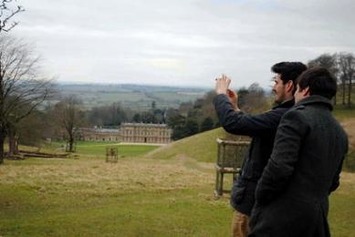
[0,153,354,236]
[0,154,232,237]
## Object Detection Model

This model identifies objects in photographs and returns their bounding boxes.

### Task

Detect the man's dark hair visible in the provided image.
[296,67,337,99]
[271,62,307,84]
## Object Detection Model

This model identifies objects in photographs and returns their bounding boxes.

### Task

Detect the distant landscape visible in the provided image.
[55,83,211,111]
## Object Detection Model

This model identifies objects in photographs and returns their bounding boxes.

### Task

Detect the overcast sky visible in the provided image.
[10,0,355,89]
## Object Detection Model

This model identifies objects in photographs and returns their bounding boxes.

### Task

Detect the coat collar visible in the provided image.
[295,95,333,111]
[273,99,295,109]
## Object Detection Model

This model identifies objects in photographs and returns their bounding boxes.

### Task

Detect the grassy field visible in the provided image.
[1,111,355,237]
[329,172,355,237]
[75,141,160,158]
[0,153,233,236]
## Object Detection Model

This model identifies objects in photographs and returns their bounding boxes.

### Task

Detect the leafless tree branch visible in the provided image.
[0,0,24,33]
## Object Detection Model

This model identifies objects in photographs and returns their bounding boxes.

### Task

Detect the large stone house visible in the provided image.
[79,128,121,142]
[79,123,172,144]
[120,123,171,144]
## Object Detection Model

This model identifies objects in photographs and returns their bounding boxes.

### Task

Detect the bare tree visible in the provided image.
[244,83,268,113]
[0,0,24,33]
[338,52,355,107]
[308,53,338,75]
[308,53,339,105]
[0,35,54,163]
[54,95,84,152]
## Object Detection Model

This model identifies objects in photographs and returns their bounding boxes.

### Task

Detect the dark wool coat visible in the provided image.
[249,95,348,237]
[213,94,294,215]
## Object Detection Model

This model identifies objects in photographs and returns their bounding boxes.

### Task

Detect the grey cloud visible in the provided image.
[10,0,355,88]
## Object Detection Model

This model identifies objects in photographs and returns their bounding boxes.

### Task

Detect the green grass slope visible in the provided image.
[145,128,229,163]
[148,110,355,172]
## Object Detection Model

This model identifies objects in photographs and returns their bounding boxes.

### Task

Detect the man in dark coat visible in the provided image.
[249,67,348,237]
[214,62,307,237]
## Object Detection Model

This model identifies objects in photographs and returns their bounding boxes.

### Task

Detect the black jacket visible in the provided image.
[249,95,348,237]
[213,94,294,215]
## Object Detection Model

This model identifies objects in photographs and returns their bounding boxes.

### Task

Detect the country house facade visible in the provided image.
[79,123,172,144]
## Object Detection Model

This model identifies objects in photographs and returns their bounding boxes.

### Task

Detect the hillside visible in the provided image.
[145,128,249,163]
[146,116,355,170]
[145,128,225,163]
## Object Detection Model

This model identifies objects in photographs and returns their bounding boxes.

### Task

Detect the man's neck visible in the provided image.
[281,97,294,104]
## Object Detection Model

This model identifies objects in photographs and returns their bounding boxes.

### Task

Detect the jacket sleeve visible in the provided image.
[329,138,348,193]
[213,94,285,136]
[329,159,343,193]
[255,109,309,205]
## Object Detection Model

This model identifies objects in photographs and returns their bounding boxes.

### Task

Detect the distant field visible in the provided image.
[75,141,160,158]
[333,106,355,120]
[56,83,209,111]
[44,141,161,158]
[77,91,206,110]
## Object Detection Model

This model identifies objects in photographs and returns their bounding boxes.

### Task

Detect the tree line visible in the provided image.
[308,53,355,107]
